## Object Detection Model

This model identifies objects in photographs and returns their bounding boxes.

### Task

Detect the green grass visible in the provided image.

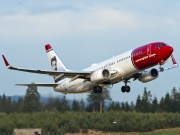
[94,128,180,135]
[140,128,180,135]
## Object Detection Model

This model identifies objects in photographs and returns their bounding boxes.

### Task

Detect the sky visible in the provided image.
[0,0,180,103]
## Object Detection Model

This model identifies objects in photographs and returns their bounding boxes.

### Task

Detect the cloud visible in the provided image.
[0,2,180,43]
[163,18,178,27]
[0,6,139,40]
[75,7,139,32]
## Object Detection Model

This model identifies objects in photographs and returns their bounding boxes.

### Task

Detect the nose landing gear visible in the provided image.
[159,62,165,72]
[159,66,164,72]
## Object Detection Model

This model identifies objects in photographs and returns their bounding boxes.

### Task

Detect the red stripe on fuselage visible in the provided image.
[132,42,173,70]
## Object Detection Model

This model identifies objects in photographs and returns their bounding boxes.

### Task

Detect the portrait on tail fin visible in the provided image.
[51,56,57,71]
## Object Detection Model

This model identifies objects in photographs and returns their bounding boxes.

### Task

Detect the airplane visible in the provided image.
[2,42,178,94]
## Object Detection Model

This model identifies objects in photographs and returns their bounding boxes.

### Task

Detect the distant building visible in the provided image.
[14,129,41,135]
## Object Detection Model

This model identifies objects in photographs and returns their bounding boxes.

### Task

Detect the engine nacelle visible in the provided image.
[90,69,111,83]
[138,68,159,83]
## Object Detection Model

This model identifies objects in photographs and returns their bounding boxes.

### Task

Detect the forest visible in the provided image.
[0,85,180,134]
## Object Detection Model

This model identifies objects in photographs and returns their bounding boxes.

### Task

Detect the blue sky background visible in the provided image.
[0,0,179,103]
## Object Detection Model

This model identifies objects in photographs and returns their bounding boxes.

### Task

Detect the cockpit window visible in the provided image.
[156,43,166,48]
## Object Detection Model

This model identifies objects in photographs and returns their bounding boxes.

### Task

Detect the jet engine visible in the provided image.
[90,69,111,82]
[138,68,159,83]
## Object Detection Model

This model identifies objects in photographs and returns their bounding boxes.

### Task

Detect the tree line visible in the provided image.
[135,87,180,113]
[0,86,180,133]
[0,86,180,113]
[0,111,180,133]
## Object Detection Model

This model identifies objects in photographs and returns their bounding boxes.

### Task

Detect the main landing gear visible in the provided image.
[93,86,102,93]
[121,80,131,93]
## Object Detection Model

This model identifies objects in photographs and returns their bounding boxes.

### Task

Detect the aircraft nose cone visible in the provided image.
[168,46,174,55]
[164,46,174,59]
[171,46,174,50]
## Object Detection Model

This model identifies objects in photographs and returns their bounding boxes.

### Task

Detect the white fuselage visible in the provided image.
[3,42,175,93]
[54,50,139,93]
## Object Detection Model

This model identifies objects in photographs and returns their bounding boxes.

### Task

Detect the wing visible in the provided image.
[2,55,91,79]
[16,83,59,87]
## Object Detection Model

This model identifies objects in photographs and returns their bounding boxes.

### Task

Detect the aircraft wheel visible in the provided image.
[159,66,164,72]
[93,86,98,93]
[97,86,102,93]
[126,86,130,93]
[121,86,126,93]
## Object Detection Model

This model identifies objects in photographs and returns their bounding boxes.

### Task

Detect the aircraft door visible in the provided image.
[63,79,67,90]
[147,45,151,55]
[108,62,111,69]
[147,45,153,61]
[105,62,111,69]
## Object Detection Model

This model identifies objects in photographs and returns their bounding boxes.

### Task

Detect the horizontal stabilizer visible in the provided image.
[16,83,59,88]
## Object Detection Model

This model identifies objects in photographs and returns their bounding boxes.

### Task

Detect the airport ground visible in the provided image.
[65,127,180,135]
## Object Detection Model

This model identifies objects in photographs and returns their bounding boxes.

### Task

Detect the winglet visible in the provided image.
[171,55,177,65]
[164,55,178,71]
[45,44,52,52]
[2,55,10,68]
